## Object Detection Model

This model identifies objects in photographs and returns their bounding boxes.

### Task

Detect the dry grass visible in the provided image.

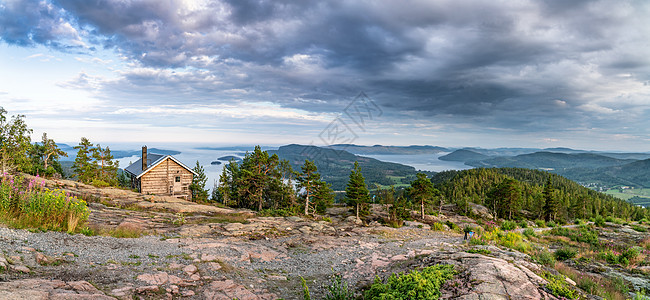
[67,214,81,233]
[553,262,628,300]
[641,237,650,250]
[86,222,148,238]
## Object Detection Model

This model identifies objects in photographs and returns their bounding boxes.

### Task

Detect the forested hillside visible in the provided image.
[467,152,635,170]
[438,149,488,162]
[269,144,420,190]
[543,158,650,189]
[432,168,647,221]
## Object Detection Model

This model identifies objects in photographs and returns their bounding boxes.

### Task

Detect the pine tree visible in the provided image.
[409,172,436,219]
[238,146,279,211]
[345,161,370,221]
[543,177,558,221]
[278,159,297,210]
[297,160,320,215]
[72,137,97,184]
[218,160,240,207]
[312,180,334,214]
[92,145,118,185]
[40,133,67,171]
[189,161,208,202]
[486,178,521,220]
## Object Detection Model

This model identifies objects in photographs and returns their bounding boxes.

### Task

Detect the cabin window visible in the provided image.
[175,176,181,182]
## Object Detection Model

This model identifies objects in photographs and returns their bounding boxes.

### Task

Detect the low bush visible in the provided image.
[431,222,445,231]
[594,215,606,227]
[518,220,528,228]
[522,228,536,238]
[535,219,546,228]
[445,220,459,231]
[0,174,89,233]
[547,220,556,228]
[605,216,614,223]
[500,220,517,231]
[532,249,556,266]
[364,264,456,300]
[476,229,530,253]
[324,274,354,300]
[549,226,599,246]
[554,247,577,261]
[631,225,647,232]
[543,273,579,299]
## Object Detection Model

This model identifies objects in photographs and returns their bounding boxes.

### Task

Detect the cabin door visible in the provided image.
[173,175,182,194]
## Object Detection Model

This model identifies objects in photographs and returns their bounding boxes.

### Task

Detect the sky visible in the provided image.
[1,0,650,152]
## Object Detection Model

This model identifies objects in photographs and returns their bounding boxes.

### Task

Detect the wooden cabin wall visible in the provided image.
[140,158,193,197]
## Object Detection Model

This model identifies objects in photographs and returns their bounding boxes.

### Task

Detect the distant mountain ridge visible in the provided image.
[467,152,636,170]
[326,144,448,155]
[438,149,488,162]
[269,144,423,191]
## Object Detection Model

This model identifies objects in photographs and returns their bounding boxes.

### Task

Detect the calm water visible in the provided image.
[82,144,472,193]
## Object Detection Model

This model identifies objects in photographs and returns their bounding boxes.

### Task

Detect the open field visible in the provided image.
[606,188,650,207]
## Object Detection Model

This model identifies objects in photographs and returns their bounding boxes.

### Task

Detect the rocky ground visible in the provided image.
[0,175,563,299]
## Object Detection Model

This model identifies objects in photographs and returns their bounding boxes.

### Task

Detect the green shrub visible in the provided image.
[91,179,110,188]
[549,226,599,246]
[599,251,619,264]
[535,219,546,228]
[431,222,445,231]
[469,238,487,246]
[632,225,648,232]
[594,215,605,227]
[547,220,556,228]
[324,274,354,300]
[500,220,517,231]
[445,220,458,230]
[518,220,528,228]
[544,274,579,299]
[554,248,577,261]
[577,276,598,294]
[621,247,641,262]
[605,216,614,222]
[80,227,95,236]
[0,175,89,233]
[364,264,456,300]
[533,250,556,266]
[522,228,536,238]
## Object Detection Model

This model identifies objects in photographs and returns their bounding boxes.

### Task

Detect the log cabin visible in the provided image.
[124,146,197,199]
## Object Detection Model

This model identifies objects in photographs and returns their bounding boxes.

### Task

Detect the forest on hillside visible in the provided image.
[432,168,647,221]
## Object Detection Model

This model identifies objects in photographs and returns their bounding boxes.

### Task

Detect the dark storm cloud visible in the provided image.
[2,0,650,135]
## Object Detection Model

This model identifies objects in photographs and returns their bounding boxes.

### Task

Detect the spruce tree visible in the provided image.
[345,161,370,221]
[92,145,118,185]
[409,172,436,219]
[189,161,208,202]
[543,177,558,221]
[297,160,320,215]
[72,137,97,184]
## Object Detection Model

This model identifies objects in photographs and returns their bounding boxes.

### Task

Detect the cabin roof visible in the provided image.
[124,153,197,179]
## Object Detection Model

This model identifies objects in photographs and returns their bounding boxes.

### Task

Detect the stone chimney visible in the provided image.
[142,146,148,170]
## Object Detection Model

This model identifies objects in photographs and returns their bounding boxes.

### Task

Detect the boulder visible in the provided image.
[468,203,494,220]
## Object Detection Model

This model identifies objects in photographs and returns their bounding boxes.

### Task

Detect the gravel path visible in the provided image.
[0,219,465,299]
